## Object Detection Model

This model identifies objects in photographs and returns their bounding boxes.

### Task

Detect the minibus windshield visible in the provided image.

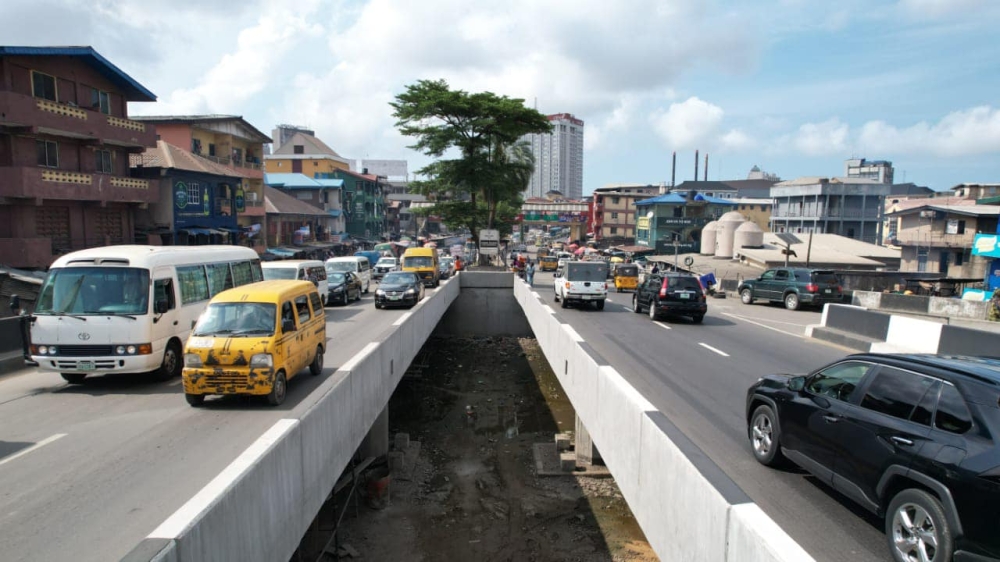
[36,267,150,315]
[192,302,277,336]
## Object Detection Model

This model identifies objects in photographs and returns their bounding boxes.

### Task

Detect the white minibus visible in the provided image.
[261,260,328,304]
[30,245,263,383]
[325,256,372,293]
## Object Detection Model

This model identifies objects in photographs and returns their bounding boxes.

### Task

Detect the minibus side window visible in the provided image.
[295,295,311,324]
[308,292,323,316]
[281,302,296,331]
[154,279,175,312]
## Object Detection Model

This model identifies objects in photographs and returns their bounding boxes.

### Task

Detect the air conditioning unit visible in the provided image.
[247,192,257,203]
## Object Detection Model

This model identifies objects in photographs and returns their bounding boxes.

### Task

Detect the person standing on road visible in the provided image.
[525,260,536,286]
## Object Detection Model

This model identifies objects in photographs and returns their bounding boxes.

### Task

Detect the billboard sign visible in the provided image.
[972,233,1000,258]
[479,229,500,255]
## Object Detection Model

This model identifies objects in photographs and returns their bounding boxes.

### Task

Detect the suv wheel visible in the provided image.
[886,489,953,562]
[784,292,800,311]
[632,294,642,314]
[749,405,785,466]
[648,301,658,320]
[741,288,754,304]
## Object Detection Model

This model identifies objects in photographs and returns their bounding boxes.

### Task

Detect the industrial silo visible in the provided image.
[734,221,764,252]
[714,211,747,258]
[700,221,718,255]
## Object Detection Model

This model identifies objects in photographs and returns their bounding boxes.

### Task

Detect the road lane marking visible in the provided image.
[0,433,66,467]
[655,322,672,330]
[149,418,298,538]
[722,312,805,338]
[168,379,183,386]
[340,342,380,372]
[392,312,412,326]
[699,343,730,357]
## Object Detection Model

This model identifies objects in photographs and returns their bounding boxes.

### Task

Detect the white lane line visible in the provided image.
[562,325,585,343]
[392,312,412,326]
[543,305,555,314]
[699,343,730,357]
[168,379,183,386]
[0,433,67,467]
[655,322,672,331]
[722,312,805,338]
[340,342,380,372]
[149,418,298,538]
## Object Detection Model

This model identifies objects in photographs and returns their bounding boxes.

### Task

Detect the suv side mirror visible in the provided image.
[787,376,806,392]
[282,319,296,332]
[155,300,169,314]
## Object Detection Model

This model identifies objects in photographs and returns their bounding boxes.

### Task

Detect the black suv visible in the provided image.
[632,272,706,323]
[746,354,1000,562]
[737,268,842,310]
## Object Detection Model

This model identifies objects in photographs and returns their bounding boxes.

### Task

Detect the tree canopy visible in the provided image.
[391,79,552,246]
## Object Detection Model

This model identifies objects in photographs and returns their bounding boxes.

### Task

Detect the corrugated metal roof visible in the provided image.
[129,141,241,177]
[0,46,155,101]
[132,115,271,143]
[635,192,737,206]
[886,204,1000,217]
[263,186,329,216]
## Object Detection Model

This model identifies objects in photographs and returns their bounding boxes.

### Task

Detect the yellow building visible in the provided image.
[264,132,351,176]
[735,198,773,231]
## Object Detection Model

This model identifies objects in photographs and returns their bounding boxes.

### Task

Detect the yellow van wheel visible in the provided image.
[267,371,287,406]
[185,393,205,407]
[310,346,324,376]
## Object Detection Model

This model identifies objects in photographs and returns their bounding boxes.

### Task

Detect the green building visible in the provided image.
[634,192,737,253]
[322,169,387,241]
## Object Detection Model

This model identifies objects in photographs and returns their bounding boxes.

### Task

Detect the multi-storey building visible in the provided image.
[326,169,387,241]
[770,177,891,244]
[271,124,314,153]
[264,172,344,235]
[0,46,157,268]
[845,158,894,184]
[264,132,351,176]
[634,192,736,254]
[134,115,271,252]
[886,203,999,276]
[521,113,584,200]
[590,184,659,244]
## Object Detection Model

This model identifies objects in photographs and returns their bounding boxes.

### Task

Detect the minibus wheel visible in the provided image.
[268,371,287,406]
[185,393,205,407]
[156,341,182,381]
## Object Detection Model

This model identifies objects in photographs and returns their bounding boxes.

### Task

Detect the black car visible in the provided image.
[374,271,425,308]
[746,354,1000,562]
[326,271,362,305]
[631,272,706,323]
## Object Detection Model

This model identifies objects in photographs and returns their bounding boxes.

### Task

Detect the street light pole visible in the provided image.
[673,239,680,271]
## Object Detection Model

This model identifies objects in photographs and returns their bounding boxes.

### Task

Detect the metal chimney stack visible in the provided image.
[694,150,699,181]
[671,151,676,188]
[704,154,708,181]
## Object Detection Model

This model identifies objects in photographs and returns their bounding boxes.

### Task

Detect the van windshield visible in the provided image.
[404,256,433,268]
[36,267,150,315]
[262,267,296,280]
[192,302,276,336]
[326,261,356,273]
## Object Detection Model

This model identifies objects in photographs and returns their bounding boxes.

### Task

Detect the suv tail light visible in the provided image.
[659,277,669,298]
[805,283,819,293]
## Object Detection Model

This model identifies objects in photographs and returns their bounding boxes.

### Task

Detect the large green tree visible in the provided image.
[390,79,552,250]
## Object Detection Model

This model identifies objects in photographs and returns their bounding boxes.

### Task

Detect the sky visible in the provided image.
[5,0,1000,194]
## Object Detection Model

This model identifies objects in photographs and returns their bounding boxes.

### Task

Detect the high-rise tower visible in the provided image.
[521,113,584,199]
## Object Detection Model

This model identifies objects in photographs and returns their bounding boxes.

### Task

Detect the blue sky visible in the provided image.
[5,0,1000,193]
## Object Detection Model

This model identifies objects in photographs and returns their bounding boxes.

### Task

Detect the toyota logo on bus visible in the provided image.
[78,332,91,341]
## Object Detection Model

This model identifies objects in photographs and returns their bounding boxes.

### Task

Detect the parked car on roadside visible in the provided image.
[325,271,363,305]
[374,271,425,309]
[737,267,842,311]
[631,272,706,323]
[746,353,1000,562]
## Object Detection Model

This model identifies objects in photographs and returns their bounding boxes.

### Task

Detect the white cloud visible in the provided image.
[720,129,756,151]
[790,118,850,156]
[858,106,1000,156]
[650,97,724,149]
[585,95,643,151]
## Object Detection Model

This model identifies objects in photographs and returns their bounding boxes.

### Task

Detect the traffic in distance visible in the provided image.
[522,233,1000,562]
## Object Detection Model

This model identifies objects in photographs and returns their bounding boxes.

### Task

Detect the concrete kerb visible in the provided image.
[726,504,815,562]
[588,367,656,502]
[883,315,943,352]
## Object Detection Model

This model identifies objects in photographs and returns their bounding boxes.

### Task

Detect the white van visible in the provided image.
[262,260,329,304]
[325,256,372,293]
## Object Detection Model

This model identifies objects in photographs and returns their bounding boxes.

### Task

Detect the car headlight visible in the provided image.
[48,346,58,355]
[116,345,126,354]
[405,288,417,295]
[37,345,48,355]
[126,345,137,355]
[250,353,273,368]
[184,353,203,368]
[376,289,386,296]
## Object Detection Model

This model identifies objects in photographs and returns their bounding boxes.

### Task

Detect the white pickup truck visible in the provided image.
[553,261,608,310]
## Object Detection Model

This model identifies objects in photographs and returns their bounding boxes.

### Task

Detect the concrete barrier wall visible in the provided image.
[937,324,1000,357]
[512,277,815,562]
[853,290,989,321]
[824,304,891,341]
[127,276,462,562]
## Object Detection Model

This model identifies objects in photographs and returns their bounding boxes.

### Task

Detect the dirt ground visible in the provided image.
[302,336,657,561]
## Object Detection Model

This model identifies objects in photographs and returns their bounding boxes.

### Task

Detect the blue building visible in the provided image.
[634,191,737,254]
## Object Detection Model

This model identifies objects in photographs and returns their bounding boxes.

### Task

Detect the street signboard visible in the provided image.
[479,229,499,255]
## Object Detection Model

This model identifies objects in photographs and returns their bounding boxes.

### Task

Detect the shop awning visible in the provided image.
[180,228,213,236]
[327,209,343,217]
[267,247,299,257]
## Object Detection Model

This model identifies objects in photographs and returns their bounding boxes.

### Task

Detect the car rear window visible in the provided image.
[566,262,607,281]
[669,276,702,291]
[811,272,839,284]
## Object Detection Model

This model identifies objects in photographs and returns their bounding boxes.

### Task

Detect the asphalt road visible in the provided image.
[532,269,889,562]
[0,281,448,562]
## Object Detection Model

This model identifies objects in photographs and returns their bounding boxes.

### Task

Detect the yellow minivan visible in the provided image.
[182,280,326,407]
[401,247,440,287]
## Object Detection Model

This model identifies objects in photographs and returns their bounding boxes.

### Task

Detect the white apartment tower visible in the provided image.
[521,113,584,200]
[845,158,894,184]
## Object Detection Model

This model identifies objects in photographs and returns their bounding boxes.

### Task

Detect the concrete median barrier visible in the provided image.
[512,280,816,562]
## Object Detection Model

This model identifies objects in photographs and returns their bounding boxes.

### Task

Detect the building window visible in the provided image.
[36,140,58,167]
[192,138,202,154]
[612,197,620,205]
[610,227,618,235]
[95,149,113,174]
[32,71,57,101]
[957,220,966,234]
[673,207,683,218]
[955,251,964,266]
[208,144,216,157]
[293,145,305,154]
[90,88,110,114]
[611,212,619,220]
[187,182,201,204]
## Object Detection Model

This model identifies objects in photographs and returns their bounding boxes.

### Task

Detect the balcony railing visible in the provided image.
[0,91,156,148]
[893,231,977,248]
[199,154,263,171]
[37,98,88,120]
[0,167,155,203]
[107,115,146,132]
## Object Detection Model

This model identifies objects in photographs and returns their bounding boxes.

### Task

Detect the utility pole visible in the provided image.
[805,231,814,267]
[673,238,680,270]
